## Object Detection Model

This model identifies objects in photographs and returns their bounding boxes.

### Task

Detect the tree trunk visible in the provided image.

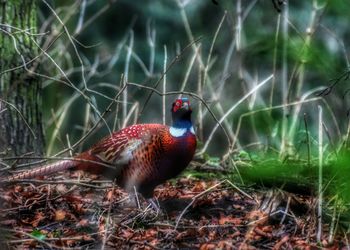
[0,0,44,158]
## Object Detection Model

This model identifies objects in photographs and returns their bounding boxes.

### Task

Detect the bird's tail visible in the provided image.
[3,160,76,182]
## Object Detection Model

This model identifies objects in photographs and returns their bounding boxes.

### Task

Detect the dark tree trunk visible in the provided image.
[0,0,44,158]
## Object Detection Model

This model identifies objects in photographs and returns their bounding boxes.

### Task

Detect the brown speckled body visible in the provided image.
[76,124,196,198]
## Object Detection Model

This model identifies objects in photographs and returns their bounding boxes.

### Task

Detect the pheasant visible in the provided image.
[4,98,196,199]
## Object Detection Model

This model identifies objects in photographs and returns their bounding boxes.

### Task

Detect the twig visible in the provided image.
[69,83,126,154]
[178,45,198,95]
[303,113,311,167]
[122,101,139,128]
[317,105,323,243]
[79,0,119,34]
[147,19,156,75]
[0,99,36,138]
[101,181,116,250]
[110,235,161,249]
[174,179,252,231]
[199,74,273,155]
[138,36,202,118]
[232,97,321,150]
[162,45,167,125]
[133,186,141,209]
[269,13,281,111]
[74,0,87,34]
[174,181,224,230]
[41,0,112,136]
[287,87,327,144]
[79,103,91,153]
[328,198,339,244]
[279,0,289,157]
[123,31,134,125]
[4,229,55,249]
[178,3,236,143]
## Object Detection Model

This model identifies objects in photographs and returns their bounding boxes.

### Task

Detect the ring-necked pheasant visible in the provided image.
[4,98,196,199]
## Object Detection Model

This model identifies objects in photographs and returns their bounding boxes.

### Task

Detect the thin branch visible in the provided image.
[138,36,202,118]
[317,105,323,243]
[199,74,274,155]
[162,45,167,125]
[0,99,36,138]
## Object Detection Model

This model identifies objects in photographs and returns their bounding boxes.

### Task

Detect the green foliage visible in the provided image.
[233,152,350,226]
[31,229,46,241]
[239,157,314,192]
[329,154,350,207]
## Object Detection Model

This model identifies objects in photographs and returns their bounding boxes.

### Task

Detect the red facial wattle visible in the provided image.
[173,99,182,113]
[172,98,190,113]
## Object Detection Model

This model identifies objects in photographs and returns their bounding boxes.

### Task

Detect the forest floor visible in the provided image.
[0,171,348,249]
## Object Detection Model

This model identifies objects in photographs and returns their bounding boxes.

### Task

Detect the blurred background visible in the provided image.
[39,0,350,159]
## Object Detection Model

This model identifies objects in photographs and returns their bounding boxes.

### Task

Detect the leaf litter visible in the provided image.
[0,171,348,249]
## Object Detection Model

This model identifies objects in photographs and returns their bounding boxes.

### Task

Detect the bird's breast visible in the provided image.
[158,130,196,175]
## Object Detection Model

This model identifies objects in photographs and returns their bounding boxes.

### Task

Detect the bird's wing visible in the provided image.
[90,130,152,166]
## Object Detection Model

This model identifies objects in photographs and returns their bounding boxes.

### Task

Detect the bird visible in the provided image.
[4,97,197,200]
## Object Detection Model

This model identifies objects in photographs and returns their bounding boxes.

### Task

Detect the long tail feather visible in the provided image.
[4,160,76,182]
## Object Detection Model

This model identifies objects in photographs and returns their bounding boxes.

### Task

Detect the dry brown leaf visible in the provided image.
[106,189,114,201]
[72,203,86,213]
[0,194,12,202]
[120,229,134,240]
[219,213,242,225]
[55,209,66,221]
[144,229,158,239]
[273,235,289,250]
[254,226,272,238]
[56,184,68,193]
[83,234,93,241]
[233,204,244,210]
[31,211,46,227]
[192,181,207,192]
[217,240,234,249]
[98,222,105,236]
[14,185,23,192]
[76,219,89,227]
[199,243,217,250]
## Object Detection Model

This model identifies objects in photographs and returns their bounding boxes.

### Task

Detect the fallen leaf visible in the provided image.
[200,243,216,250]
[55,209,66,221]
[31,212,46,227]
[56,184,68,193]
[106,189,114,201]
[219,213,242,225]
[77,219,89,227]
[192,181,207,192]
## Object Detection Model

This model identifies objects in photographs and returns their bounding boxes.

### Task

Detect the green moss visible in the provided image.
[0,0,44,156]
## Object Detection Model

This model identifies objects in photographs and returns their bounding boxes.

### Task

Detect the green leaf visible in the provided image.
[31,229,46,241]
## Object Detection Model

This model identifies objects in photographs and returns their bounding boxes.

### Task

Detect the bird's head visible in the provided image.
[171,97,192,127]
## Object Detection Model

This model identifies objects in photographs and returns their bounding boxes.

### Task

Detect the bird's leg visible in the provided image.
[147,198,160,215]
[148,198,160,211]
[129,186,141,209]
[130,186,161,216]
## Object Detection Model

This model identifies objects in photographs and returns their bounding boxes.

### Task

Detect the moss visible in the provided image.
[0,0,44,157]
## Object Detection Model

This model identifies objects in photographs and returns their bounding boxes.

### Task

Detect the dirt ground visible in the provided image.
[0,172,348,249]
